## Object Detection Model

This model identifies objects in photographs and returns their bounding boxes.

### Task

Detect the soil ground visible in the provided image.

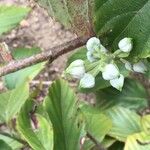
[0,0,94,102]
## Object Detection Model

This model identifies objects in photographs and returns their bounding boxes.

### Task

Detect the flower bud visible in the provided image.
[66,59,85,79]
[79,73,95,88]
[110,74,124,91]
[133,61,147,73]
[100,45,108,53]
[86,51,96,62]
[118,37,133,52]
[86,37,100,52]
[102,64,120,80]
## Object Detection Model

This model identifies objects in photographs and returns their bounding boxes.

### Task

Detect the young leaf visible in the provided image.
[0,5,30,35]
[105,107,141,142]
[4,47,46,89]
[17,100,53,150]
[44,79,85,150]
[96,79,148,111]
[94,0,150,59]
[0,81,29,123]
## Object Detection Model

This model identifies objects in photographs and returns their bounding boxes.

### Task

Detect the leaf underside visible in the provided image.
[38,0,94,36]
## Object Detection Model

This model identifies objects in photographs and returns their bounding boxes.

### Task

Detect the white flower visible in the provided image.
[86,51,96,62]
[66,59,85,79]
[118,37,133,52]
[133,61,147,73]
[102,64,120,80]
[79,73,95,88]
[125,61,133,71]
[110,74,124,91]
[100,45,108,53]
[86,37,100,52]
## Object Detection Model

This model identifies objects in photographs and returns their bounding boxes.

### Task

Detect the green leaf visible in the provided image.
[38,0,93,36]
[0,5,30,35]
[141,115,150,133]
[106,107,141,142]
[44,79,85,150]
[12,47,41,59]
[96,79,148,111]
[94,0,150,58]
[35,114,53,150]
[102,136,116,149]
[125,132,150,150]
[81,106,112,142]
[17,100,52,150]
[0,140,12,150]
[4,47,46,89]
[0,134,23,149]
[0,81,29,123]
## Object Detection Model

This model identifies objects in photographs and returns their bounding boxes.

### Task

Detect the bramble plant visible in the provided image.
[0,0,150,150]
[66,37,148,91]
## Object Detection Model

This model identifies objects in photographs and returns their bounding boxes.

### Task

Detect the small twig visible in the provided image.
[0,36,90,77]
[87,132,107,150]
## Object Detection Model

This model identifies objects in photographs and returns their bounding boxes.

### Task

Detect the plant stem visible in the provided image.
[0,36,90,77]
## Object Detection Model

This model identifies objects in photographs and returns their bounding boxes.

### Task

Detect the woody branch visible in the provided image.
[0,36,90,77]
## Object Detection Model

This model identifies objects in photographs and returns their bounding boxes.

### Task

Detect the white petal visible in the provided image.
[118,37,133,52]
[69,59,84,67]
[110,74,124,91]
[86,51,96,62]
[86,37,101,52]
[125,61,133,71]
[69,66,85,79]
[133,61,147,73]
[80,73,95,88]
[66,59,85,79]
[102,64,120,80]
[100,45,108,53]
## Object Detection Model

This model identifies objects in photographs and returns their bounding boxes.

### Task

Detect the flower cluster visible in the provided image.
[65,37,147,91]
[65,60,95,88]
